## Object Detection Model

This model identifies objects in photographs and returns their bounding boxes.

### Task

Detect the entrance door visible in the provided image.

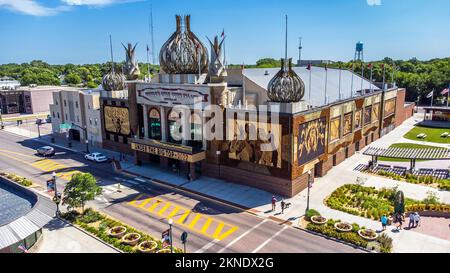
[70,129,81,141]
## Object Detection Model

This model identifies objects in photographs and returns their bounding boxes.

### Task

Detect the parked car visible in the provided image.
[37,146,55,157]
[85,153,108,163]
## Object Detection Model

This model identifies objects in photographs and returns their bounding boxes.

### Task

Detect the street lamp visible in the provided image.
[168,218,174,253]
[306,170,313,213]
[52,171,61,217]
[85,139,90,154]
[216,151,221,178]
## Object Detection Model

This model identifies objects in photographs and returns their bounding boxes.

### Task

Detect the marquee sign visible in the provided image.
[131,141,206,163]
[137,86,209,106]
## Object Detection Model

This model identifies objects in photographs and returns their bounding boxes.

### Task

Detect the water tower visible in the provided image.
[354,41,364,61]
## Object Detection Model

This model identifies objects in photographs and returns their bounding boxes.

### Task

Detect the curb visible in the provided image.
[121,169,262,217]
[293,225,371,253]
[57,217,123,253]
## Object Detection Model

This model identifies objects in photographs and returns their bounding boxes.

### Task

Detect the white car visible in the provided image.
[85,153,108,163]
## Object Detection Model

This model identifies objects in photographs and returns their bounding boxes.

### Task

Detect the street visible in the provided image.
[0,130,363,253]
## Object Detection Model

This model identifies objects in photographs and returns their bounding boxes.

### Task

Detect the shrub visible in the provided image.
[305,209,321,220]
[376,233,393,253]
[78,208,105,224]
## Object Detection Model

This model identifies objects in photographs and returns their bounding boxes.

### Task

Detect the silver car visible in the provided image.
[37,146,55,157]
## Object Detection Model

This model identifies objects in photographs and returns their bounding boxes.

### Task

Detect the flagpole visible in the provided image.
[324,65,328,105]
[382,64,386,90]
[146,45,150,81]
[223,29,227,68]
[109,34,115,74]
[369,64,373,93]
[308,63,312,106]
[350,64,354,98]
[360,62,364,94]
[338,64,342,101]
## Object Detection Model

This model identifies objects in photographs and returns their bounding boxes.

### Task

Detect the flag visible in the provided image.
[18,245,28,253]
[146,44,149,52]
[426,90,434,98]
[221,29,225,37]
[441,88,449,95]
[306,63,312,70]
[324,64,328,71]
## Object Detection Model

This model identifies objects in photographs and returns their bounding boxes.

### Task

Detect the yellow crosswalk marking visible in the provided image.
[147,200,162,212]
[217,226,238,241]
[157,203,172,216]
[128,194,143,206]
[213,222,225,239]
[201,218,213,234]
[188,214,202,228]
[166,207,181,220]
[177,210,191,224]
[138,197,153,208]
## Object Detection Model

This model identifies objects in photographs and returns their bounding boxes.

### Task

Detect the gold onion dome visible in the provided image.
[102,71,126,91]
[159,15,208,74]
[267,58,305,103]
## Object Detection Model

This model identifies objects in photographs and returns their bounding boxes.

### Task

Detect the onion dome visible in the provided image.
[159,15,208,74]
[267,58,305,103]
[102,71,126,91]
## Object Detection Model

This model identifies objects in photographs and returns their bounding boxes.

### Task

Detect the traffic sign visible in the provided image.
[181,231,188,244]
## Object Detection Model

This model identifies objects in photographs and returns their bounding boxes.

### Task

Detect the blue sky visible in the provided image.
[0,0,449,65]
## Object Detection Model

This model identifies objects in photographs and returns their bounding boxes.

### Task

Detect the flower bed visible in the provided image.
[306,216,392,253]
[0,172,32,187]
[325,184,449,221]
[61,208,183,253]
[375,170,450,191]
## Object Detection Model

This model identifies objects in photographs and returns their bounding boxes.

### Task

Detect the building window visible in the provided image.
[55,100,58,105]
[64,100,67,107]
[149,108,161,140]
[88,103,91,110]
[189,112,203,149]
[89,118,92,125]
[75,101,79,108]
[65,114,68,120]
[57,112,60,119]
[168,110,182,144]
[94,118,98,126]
[77,116,80,122]
[52,112,55,118]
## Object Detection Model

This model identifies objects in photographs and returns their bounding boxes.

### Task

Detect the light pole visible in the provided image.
[52,171,61,217]
[85,139,90,154]
[216,151,221,178]
[306,170,313,213]
[168,218,174,253]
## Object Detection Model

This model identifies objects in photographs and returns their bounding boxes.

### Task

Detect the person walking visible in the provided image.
[271,195,277,211]
[381,215,388,231]
[408,213,415,229]
[281,199,286,214]
[396,213,403,231]
[414,212,421,228]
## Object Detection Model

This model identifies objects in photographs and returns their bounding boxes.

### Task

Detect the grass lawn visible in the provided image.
[378,143,442,162]
[404,126,450,144]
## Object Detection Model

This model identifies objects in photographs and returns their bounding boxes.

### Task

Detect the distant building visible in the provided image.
[297,60,335,67]
[0,77,20,90]
[0,85,76,115]
[49,89,103,148]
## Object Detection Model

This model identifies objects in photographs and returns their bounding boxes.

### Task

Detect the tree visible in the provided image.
[65,73,82,85]
[394,190,405,215]
[62,173,102,213]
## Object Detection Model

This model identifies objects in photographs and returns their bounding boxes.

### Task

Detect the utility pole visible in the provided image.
[298,37,302,66]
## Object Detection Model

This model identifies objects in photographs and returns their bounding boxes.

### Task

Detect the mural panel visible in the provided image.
[384,98,396,117]
[297,117,326,166]
[364,106,372,125]
[355,110,362,130]
[222,120,282,168]
[372,103,380,121]
[343,113,353,136]
[329,117,341,142]
[104,106,131,135]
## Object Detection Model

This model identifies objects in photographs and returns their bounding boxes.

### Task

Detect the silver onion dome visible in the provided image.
[159,15,208,74]
[267,58,305,103]
[102,71,126,91]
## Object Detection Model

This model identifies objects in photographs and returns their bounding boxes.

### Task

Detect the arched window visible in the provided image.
[189,112,203,149]
[168,110,182,144]
[149,108,161,140]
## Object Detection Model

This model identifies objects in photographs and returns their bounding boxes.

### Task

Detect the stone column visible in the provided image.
[160,106,167,141]
[143,104,149,138]
[189,163,197,180]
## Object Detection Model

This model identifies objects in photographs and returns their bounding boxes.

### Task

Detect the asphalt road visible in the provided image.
[0,130,363,253]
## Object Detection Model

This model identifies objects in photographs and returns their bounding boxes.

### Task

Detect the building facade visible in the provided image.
[50,89,103,148]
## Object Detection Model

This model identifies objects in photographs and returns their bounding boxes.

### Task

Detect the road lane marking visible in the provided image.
[187,214,202,228]
[138,197,153,208]
[0,148,39,159]
[217,226,238,241]
[147,200,162,212]
[218,219,268,253]
[177,210,191,224]
[166,207,181,219]
[201,218,213,234]
[251,226,288,253]
[195,239,220,253]
[128,194,143,206]
[157,203,172,216]
[213,222,225,238]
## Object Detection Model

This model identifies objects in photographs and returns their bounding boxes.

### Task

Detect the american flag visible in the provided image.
[18,245,28,253]
[306,63,312,70]
[441,88,449,95]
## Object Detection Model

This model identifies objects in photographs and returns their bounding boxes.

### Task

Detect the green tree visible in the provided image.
[62,173,102,213]
[65,73,82,85]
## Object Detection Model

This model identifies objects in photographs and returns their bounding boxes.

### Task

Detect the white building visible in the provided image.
[0,77,20,90]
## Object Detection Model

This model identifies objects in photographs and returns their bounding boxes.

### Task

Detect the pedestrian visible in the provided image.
[271,195,277,211]
[281,199,286,214]
[396,213,403,230]
[414,212,421,228]
[381,215,388,231]
[408,213,415,229]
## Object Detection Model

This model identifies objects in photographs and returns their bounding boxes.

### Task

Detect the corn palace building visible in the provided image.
[99,15,415,197]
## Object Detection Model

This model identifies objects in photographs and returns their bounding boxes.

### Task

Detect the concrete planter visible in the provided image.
[334,222,352,232]
[108,226,127,239]
[311,215,327,225]
[358,229,378,241]
[137,241,158,253]
[156,248,172,254]
[121,233,141,246]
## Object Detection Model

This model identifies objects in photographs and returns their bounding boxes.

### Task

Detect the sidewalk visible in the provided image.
[3,115,449,253]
